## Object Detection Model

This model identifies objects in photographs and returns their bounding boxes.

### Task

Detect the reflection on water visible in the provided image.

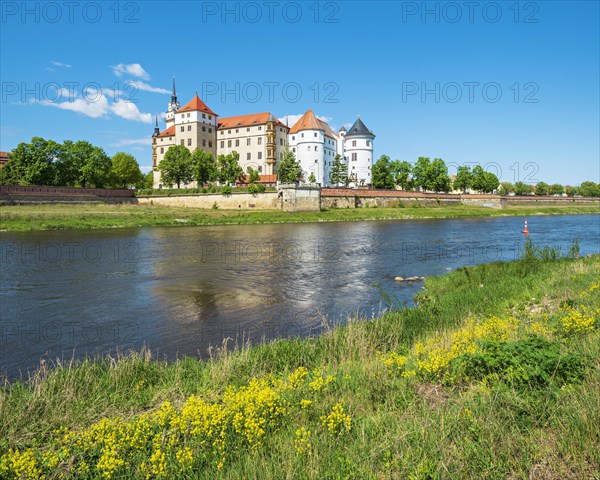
[1,214,599,379]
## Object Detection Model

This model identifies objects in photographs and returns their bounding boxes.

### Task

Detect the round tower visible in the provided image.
[344,116,375,187]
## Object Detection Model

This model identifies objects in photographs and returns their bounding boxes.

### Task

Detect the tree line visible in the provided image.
[1,139,598,196]
[0,137,151,189]
[370,155,599,196]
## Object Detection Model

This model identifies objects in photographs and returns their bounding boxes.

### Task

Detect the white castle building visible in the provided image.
[152,80,375,188]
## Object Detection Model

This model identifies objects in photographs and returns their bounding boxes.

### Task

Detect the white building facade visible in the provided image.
[152,81,375,188]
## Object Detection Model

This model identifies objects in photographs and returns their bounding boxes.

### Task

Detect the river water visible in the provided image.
[1,214,598,379]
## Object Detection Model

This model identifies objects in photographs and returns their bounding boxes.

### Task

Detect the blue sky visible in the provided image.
[1,0,598,184]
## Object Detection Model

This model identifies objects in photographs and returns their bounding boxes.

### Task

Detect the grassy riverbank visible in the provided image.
[1,250,598,479]
[0,203,598,231]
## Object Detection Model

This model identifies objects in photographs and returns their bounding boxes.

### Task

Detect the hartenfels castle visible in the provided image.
[152,80,375,188]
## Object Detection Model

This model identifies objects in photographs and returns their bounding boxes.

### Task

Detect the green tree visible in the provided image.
[565,186,579,196]
[191,148,217,186]
[329,154,348,186]
[391,160,412,190]
[372,155,395,189]
[429,158,451,192]
[453,166,473,193]
[110,152,142,188]
[308,172,317,183]
[247,167,260,184]
[535,181,549,196]
[578,181,600,197]
[471,166,499,193]
[140,171,154,189]
[58,140,111,188]
[514,181,532,196]
[411,156,431,191]
[548,183,564,196]
[158,145,193,188]
[0,137,60,186]
[498,182,514,196]
[277,147,303,183]
[216,151,243,185]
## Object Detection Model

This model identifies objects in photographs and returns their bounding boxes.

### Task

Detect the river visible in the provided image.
[1,214,598,379]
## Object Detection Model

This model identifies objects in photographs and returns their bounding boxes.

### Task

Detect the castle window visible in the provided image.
[301,133,304,138]
[352,140,356,147]
[315,146,318,151]
[221,131,224,135]
[236,129,239,133]
[280,139,283,145]
[221,141,224,148]
[202,113,206,118]
[258,152,262,160]
[247,127,250,132]
[258,166,262,172]
[257,138,262,145]
[247,152,251,160]
[209,115,212,120]
[247,138,251,146]
[209,128,212,133]
[202,126,206,132]
[160,138,163,142]
[367,141,371,146]
[203,140,206,147]
[188,138,192,146]
[314,132,317,137]
[258,126,262,130]
[352,153,357,161]
[308,146,311,151]
[292,148,296,153]
[228,130,231,134]
[188,125,192,131]
[187,113,190,117]
[160,147,164,153]
[228,140,232,147]
[180,139,184,145]
[180,126,184,132]
[292,136,295,141]
[209,141,212,148]
[235,139,239,147]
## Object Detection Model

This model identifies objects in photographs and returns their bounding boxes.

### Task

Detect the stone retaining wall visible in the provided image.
[136,191,280,210]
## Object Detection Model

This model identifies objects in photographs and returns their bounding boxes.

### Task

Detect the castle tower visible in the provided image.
[152,115,159,168]
[266,113,276,174]
[344,116,375,187]
[165,76,180,128]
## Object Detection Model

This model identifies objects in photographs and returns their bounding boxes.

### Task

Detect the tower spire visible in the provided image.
[153,115,160,136]
[171,76,177,103]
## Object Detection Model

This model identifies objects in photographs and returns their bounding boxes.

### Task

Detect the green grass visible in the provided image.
[0,203,598,231]
[1,253,599,479]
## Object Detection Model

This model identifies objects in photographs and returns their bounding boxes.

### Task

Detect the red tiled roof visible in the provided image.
[289,110,336,139]
[178,95,217,116]
[0,151,9,167]
[289,110,322,134]
[218,112,288,130]
[157,125,175,138]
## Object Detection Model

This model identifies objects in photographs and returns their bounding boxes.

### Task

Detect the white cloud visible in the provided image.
[140,165,153,174]
[131,81,170,94]
[110,100,152,123]
[110,138,152,147]
[51,60,71,68]
[39,92,152,123]
[111,63,150,80]
[40,95,111,118]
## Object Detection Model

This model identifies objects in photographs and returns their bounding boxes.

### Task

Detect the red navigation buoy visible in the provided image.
[522,219,529,236]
